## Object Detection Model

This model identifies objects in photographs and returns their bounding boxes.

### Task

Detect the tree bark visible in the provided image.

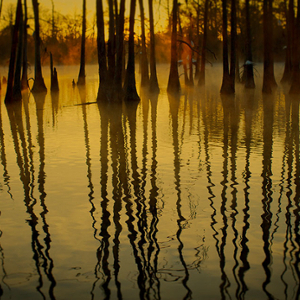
[31,0,47,94]
[167,0,180,94]
[107,0,115,83]
[77,0,86,85]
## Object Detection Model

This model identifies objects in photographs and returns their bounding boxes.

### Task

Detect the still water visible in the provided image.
[0,64,299,300]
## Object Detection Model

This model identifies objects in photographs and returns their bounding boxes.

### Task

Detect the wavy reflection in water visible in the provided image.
[261,94,275,299]
[280,94,293,298]
[291,97,300,298]
[168,93,192,299]
[237,91,255,299]
[148,92,160,299]
[97,100,112,298]
[6,94,56,299]
[0,96,12,198]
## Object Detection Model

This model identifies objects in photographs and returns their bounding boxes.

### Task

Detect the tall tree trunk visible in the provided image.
[21,0,28,90]
[262,0,277,93]
[244,0,255,88]
[114,0,125,91]
[281,0,293,83]
[220,0,234,94]
[148,0,159,93]
[50,52,59,91]
[229,0,237,91]
[188,13,194,86]
[31,0,47,94]
[96,0,107,99]
[167,0,180,94]
[5,0,22,103]
[138,0,149,87]
[123,0,140,101]
[13,2,23,101]
[289,0,300,93]
[107,0,115,83]
[198,0,209,86]
[77,0,86,85]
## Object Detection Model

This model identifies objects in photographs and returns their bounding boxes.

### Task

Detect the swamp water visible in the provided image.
[0,64,299,300]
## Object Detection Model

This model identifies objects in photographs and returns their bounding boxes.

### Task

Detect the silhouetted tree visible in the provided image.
[31,0,47,93]
[220,0,234,94]
[21,0,28,90]
[139,0,149,87]
[262,0,277,94]
[167,0,180,94]
[114,0,125,91]
[96,0,107,99]
[198,0,209,86]
[107,0,115,82]
[148,0,159,93]
[50,52,59,91]
[77,0,86,85]
[289,0,300,94]
[281,0,294,83]
[244,0,255,88]
[4,0,22,103]
[123,0,140,101]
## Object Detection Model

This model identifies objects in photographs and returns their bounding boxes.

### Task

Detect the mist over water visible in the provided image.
[0,63,299,299]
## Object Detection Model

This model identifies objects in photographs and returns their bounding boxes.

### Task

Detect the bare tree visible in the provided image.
[123,0,140,101]
[167,0,180,94]
[77,0,86,85]
[21,0,29,90]
[5,0,22,103]
[148,0,159,93]
[31,0,47,93]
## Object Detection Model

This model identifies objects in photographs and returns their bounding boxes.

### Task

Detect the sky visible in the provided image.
[2,0,168,32]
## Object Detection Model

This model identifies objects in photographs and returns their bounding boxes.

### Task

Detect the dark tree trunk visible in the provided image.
[107,0,115,83]
[262,0,277,94]
[198,0,209,86]
[50,52,59,91]
[96,0,107,99]
[244,0,255,88]
[77,0,86,85]
[167,0,180,94]
[138,0,149,87]
[281,0,294,83]
[5,0,22,103]
[188,13,194,86]
[21,0,28,90]
[123,0,140,101]
[13,2,23,101]
[220,0,234,94]
[229,0,237,90]
[148,0,159,93]
[289,0,300,93]
[114,0,125,91]
[31,0,47,94]
[194,0,201,79]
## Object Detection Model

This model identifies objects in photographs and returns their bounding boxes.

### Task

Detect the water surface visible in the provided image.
[0,64,299,299]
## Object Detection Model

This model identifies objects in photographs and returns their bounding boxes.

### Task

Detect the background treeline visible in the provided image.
[0,0,287,67]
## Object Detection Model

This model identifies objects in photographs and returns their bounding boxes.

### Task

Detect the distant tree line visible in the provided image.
[0,0,298,103]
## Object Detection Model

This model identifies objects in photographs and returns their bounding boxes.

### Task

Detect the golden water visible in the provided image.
[0,63,299,299]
